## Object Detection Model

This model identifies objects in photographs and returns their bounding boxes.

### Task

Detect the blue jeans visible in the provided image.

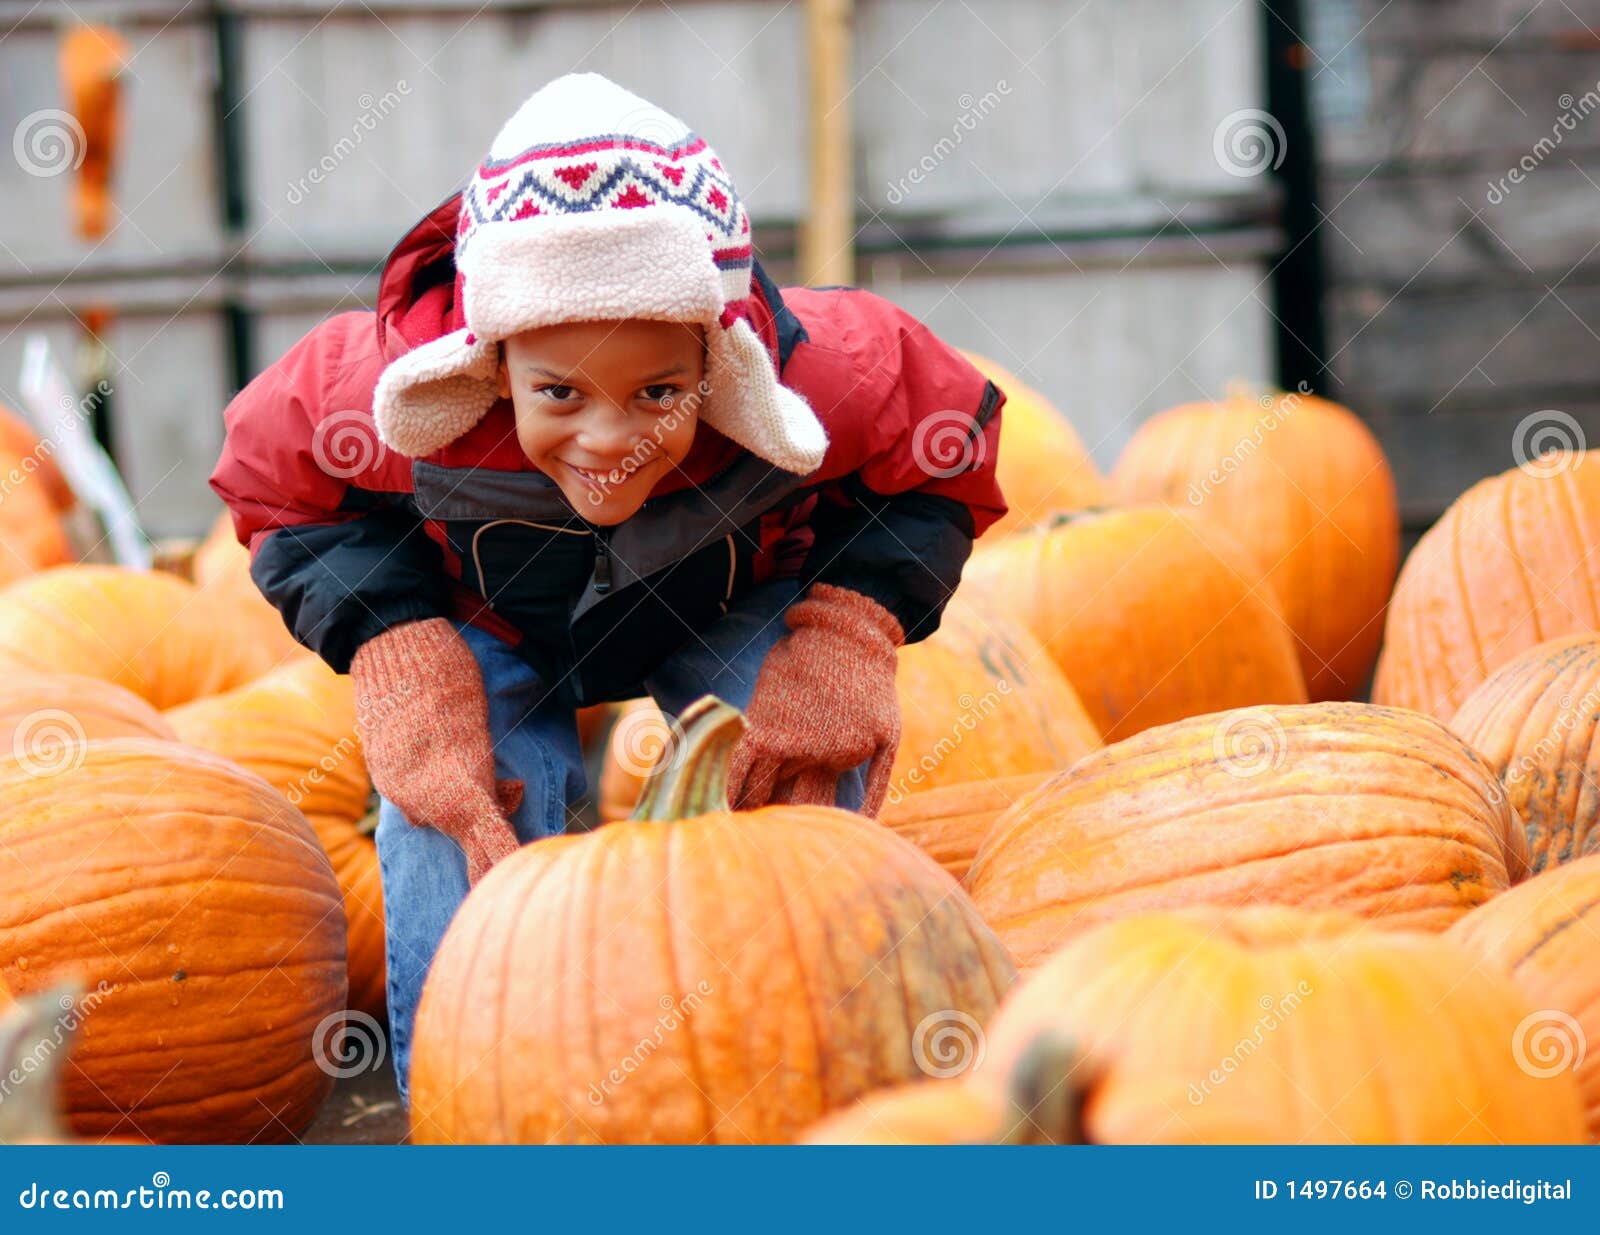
[374,578,866,1105]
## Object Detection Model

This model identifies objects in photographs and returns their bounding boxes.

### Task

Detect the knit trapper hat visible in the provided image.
[372,73,828,474]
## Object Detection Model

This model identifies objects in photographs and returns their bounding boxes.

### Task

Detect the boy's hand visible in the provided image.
[350,618,522,885]
[728,584,903,817]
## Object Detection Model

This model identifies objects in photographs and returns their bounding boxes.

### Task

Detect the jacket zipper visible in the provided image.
[470,517,591,609]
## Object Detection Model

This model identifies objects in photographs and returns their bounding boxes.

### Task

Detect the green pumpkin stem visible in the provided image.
[0,982,83,1144]
[998,1028,1095,1146]
[630,696,748,822]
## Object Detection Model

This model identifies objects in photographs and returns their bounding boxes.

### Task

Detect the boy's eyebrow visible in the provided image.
[520,363,690,383]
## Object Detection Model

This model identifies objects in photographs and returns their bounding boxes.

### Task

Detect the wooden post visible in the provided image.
[802,0,854,287]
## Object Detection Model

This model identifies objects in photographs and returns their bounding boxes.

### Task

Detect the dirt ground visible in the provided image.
[303,1054,409,1145]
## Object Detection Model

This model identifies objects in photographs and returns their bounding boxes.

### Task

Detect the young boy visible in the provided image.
[211,73,1006,1100]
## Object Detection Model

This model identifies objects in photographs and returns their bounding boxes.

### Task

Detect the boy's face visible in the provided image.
[497,318,706,525]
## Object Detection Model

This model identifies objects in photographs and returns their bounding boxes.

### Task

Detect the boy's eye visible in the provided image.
[640,384,679,404]
[536,384,579,402]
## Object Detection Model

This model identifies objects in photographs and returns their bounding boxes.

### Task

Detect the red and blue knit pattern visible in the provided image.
[457,132,753,279]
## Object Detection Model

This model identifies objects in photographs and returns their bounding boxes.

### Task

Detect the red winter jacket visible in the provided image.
[211,193,1006,706]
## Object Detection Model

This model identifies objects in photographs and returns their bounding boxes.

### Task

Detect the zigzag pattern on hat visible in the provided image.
[457,134,751,277]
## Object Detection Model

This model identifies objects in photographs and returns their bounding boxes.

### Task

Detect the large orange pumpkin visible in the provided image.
[966,702,1528,972]
[879,771,1053,883]
[0,565,278,708]
[0,459,72,588]
[980,907,1588,1143]
[1113,388,1399,701]
[1450,634,1600,874]
[959,505,1308,742]
[1373,453,1600,720]
[889,598,1100,798]
[0,739,347,1143]
[410,699,1015,1144]
[1449,853,1600,1139]
[167,657,386,1018]
[960,351,1107,533]
[0,669,175,756]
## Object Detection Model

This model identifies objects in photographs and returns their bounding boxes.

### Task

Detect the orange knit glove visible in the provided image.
[727,583,903,817]
[350,618,523,884]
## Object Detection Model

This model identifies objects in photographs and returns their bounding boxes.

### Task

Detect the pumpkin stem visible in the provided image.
[354,796,380,838]
[629,696,747,823]
[998,1028,1097,1145]
[0,982,82,1144]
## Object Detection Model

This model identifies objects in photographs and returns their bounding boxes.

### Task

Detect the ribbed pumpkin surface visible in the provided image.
[1113,390,1399,701]
[192,512,309,667]
[980,907,1587,1144]
[959,351,1107,533]
[1450,634,1600,874]
[1449,854,1600,1140]
[0,739,347,1143]
[890,599,1100,796]
[1373,453,1600,719]
[966,702,1527,971]
[0,566,280,708]
[960,506,1308,743]
[0,669,175,753]
[410,808,1015,1144]
[167,657,385,1018]
[880,771,1053,882]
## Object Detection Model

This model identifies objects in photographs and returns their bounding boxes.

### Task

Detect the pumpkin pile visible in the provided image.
[6,369,1600,1148]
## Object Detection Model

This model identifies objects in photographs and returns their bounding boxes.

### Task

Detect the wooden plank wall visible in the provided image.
[1315,0,1600,528]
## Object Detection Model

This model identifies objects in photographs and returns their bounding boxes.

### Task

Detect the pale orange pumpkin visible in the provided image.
[960,351,1107,533]
[966,702,1528,972]
[889,598,1100,797]
[1373,453,1600,720]
[979,907,1587,1144]
[1113,388,1399,701]
[167,657,385,1018]
[0,739,347,1143]
[1449,853,1600,1139]
[960,505,1308,742]
[1449,633,1600,874]
[0,565,278,708]
[879,771,1053,883]
[0,669,175,757]
[0,403,73,511]
[409,699,1015,1145]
